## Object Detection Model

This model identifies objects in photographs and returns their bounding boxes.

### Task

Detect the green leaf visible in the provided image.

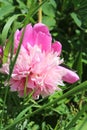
[72,0,87,28]
[75,116,87,130]
[50,0,57,8]
[16,107,30,120]
[42,2,55,17]
[0,0,11,4]
[2,34,13,64]
[65,107,87,130]
[2,14,21,43]
[0,4,15,20]
[2,14,23,64]
[73,52,83,82]
[52,103,69,115]
[42,16,56,29]
[23,0,48,25]
[16,0,27,9]
[70,12,82,27]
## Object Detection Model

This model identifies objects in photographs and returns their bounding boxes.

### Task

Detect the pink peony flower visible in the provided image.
[0,23,79,99]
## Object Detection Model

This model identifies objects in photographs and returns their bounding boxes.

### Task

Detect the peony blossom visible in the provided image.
[0,23,79,99]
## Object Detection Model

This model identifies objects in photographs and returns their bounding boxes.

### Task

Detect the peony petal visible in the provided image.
[14,23,52,52]
[33,23,52,52]
[58,66,79,83]
[14,24,36,50]
[14,29,21,50]
[52,41,62,56]
[34,23,50,35]
[35,32,52,52]
[22,24,34,47]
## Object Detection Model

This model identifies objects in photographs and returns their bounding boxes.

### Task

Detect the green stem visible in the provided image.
[0,87,9,128]
[7,27,26,81]
[4,81,87,130]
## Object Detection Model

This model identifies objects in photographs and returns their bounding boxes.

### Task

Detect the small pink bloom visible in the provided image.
[0,23,79,99]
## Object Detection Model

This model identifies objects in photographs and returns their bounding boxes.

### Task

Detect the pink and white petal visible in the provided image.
[10,78,25,91]
[0,63,9,74]
[52,41,62,56]
[10,79,20,91]
[14,24,36,49]
[22,24,35,47]
[34,23,51,36]
[14,29,21,49]
[35,32,52,52]
[58,66,79,83]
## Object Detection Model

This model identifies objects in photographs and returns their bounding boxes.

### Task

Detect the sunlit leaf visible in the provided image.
[0,4,15,20]
[2,14,21,43]
[70,12,81,27]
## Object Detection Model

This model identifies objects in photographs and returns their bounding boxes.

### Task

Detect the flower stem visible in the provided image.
[0,87,9,129]
[38,0,42,22]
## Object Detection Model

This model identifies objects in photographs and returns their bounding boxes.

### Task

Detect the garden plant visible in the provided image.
[0,0,87,130]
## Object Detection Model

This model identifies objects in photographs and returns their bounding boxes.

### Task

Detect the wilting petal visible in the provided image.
[58,66,79,83]
[52,41,62,56]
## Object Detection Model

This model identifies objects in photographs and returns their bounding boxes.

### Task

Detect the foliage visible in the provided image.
[0,0,87,130]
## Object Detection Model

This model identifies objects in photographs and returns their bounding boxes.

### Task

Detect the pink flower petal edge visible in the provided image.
[0,23,79,99]
[58,66,79,83]
[0,46,3,64]
[0,46,3,56]
[14,23,52,52]
[52,41,62,56]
